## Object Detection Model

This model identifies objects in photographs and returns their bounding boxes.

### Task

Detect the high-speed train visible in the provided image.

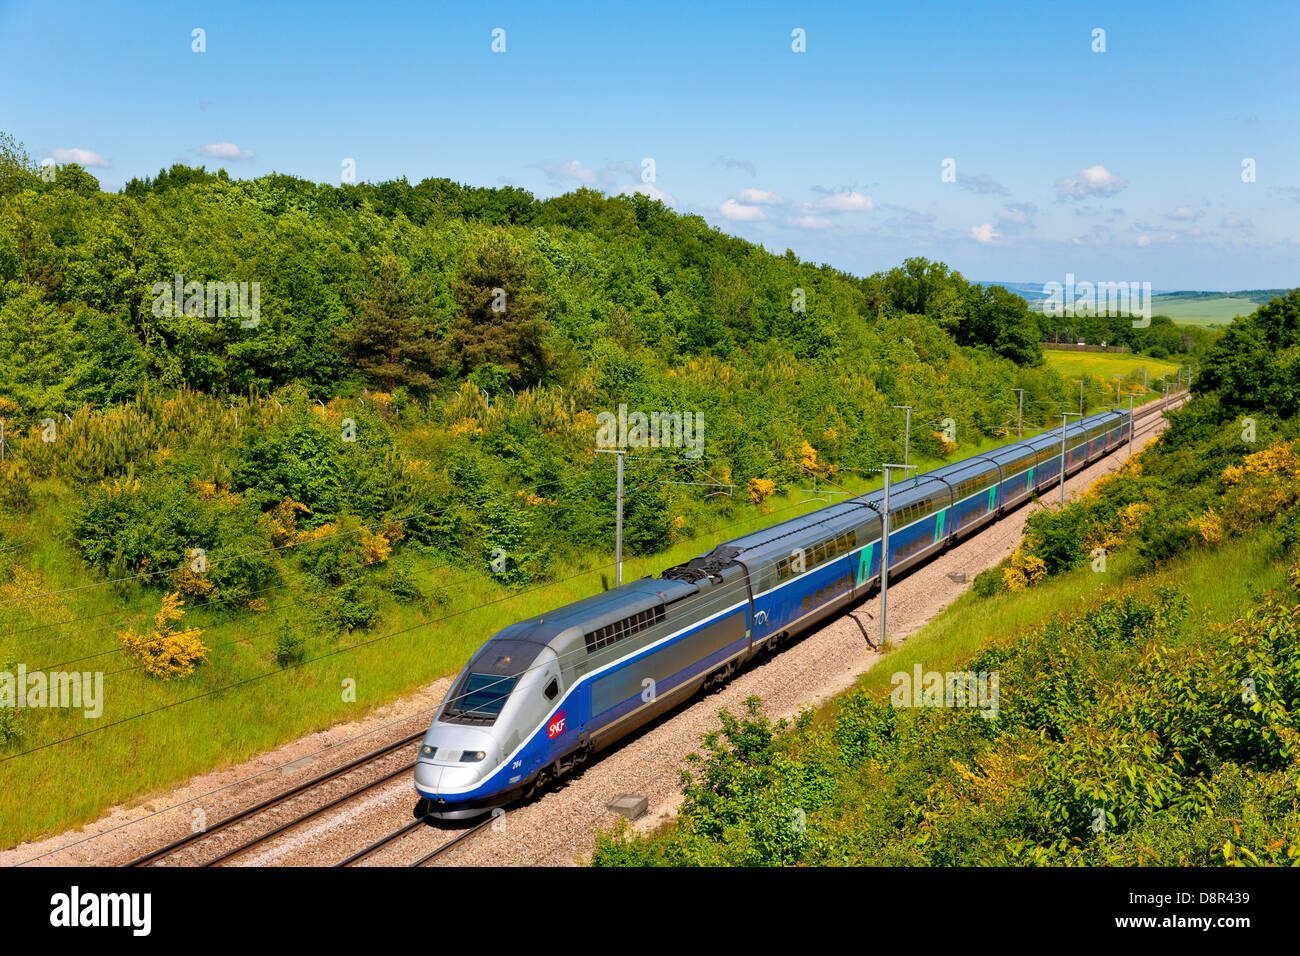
[413,408,1132,818]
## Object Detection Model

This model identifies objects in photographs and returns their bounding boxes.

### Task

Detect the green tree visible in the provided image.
[0,132,38,196]
[448,229,554,386]
[338,255,445,390]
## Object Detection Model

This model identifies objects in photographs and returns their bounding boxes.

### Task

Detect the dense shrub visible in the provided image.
[593,578,1300,867]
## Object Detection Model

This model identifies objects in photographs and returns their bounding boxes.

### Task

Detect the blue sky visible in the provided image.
[2,0,1297,289]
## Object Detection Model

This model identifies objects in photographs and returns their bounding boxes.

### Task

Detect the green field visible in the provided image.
[1151,291,1286,327]
[1041,348,1182,398]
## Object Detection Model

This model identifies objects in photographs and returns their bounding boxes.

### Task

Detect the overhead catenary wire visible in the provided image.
[428,403,1168,717]
[6,399,1186,761]
[0,485,843,765]
[11,492,845,863]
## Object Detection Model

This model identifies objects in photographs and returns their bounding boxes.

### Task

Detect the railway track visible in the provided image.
[1127,391,1185,442]
[332,395,1191,868]
[123,730,426,867]
[335,813,496,867]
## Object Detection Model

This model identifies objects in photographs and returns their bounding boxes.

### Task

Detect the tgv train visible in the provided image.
[414,408,1132,818]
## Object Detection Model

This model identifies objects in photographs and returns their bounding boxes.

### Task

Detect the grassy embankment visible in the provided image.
[0,418,1069,848]
[589,526,1295,865]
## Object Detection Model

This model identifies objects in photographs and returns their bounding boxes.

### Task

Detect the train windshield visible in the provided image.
[452,673,517,719]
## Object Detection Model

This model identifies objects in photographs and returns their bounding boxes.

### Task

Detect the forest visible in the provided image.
[0,129,1087,586]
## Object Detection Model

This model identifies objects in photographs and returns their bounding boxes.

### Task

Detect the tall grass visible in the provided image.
[847,530,1287,705]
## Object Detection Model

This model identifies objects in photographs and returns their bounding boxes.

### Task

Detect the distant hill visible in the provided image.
[980,282,1291,326]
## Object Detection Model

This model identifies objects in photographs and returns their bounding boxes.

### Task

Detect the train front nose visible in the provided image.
[414,759,489,795]
[414,726,500,815]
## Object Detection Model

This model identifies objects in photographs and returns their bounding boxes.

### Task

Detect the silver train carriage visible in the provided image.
[414,408,1131,817]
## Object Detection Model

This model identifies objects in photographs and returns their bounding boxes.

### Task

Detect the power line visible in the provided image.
[10,491,850,862]
[0,480,854,764]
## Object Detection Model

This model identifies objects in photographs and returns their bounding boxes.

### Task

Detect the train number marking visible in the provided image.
[512,759,523,770]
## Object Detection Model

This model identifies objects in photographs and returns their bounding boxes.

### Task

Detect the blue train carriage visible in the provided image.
[713,500,877,648]
[414,407,1135,817]
[414,552,757,816]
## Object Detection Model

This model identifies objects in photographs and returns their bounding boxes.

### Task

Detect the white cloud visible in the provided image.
[534,158,597,185]
[1136,235,1151,247]
[734,188,784,205]
[996,202,1038,235]
[718,156,757,176]
[1055,164,1126,200]
[193,142,254,160]
[1221,215,1252,229]
[969,223,1001,244]
[956,172,1009,195]
[997,204,1033,225]
[50,147,108,167]
[719,199,764,220]
[813,190,873,212]
[788,214,832,229]
[880,204,936,235]
[1164,205,1202,221]
[619,182,676,205]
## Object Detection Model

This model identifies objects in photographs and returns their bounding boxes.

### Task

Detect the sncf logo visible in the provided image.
[547,710,567,739]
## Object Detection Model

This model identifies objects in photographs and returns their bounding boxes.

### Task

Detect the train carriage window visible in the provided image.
[848,530,857,548]
[544,678,559,701]
[801,595,812,613]
[584,602,667,652]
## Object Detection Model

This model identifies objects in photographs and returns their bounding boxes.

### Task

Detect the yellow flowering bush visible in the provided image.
[932,431,957,456]
[747,477,776,504]
[449,418,484,437]
[118,592,208,679]
[264,497,311,546]
[1002,546,1047,592]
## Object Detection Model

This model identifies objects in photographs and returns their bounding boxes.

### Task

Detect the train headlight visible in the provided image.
[420,745,437,758]
[459,751,486,763]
